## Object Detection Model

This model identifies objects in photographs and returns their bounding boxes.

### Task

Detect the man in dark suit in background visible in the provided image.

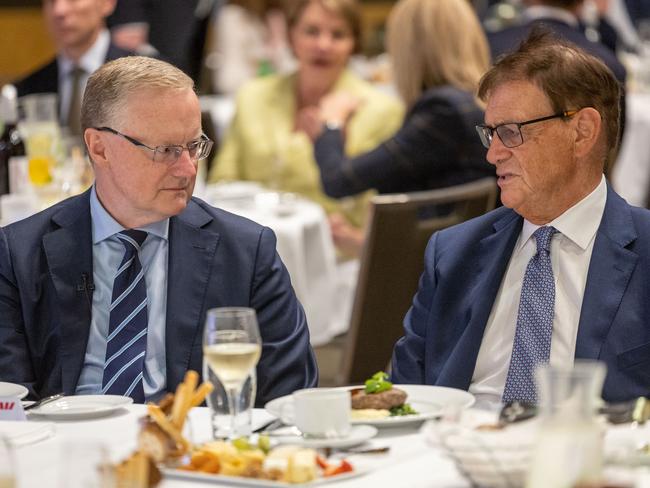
[488,0,626,84]
[107,0,216,84]
[392,31,650,408]
[0,56,318,404]
[15,0,132,135]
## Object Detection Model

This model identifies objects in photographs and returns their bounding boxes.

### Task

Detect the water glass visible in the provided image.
[58,438,113,488]
[0,436,16,488]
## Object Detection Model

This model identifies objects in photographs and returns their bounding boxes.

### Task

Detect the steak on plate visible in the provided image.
[350,387,407,410]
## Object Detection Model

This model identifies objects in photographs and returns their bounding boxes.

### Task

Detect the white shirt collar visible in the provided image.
[516,175,607,253]
[58,29,111,77]
[523,6,579,27]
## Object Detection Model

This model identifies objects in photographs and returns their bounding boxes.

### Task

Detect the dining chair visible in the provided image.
[334,177,498,386]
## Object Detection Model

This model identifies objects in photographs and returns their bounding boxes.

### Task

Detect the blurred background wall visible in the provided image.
[0,3,56,86]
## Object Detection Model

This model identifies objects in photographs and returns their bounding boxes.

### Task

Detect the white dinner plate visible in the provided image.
[0,382,29,400]
[270,425,377,449]
[27,395,133,420]
[163,465,367,487]
[265,385,475,428]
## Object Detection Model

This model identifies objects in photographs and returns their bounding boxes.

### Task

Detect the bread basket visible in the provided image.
[423,414,537,488]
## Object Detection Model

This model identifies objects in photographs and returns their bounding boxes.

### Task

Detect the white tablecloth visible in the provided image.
[198,183,354,346]
[612,92,650,207]
[12,404,650,487]
[11,405,469,488]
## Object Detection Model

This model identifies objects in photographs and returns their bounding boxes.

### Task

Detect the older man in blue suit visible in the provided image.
[0,56,317,404]
[392,30,650,408]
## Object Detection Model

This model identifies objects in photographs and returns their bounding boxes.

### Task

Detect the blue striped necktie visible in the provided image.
[502,226,557,404]
[101,230,148,402]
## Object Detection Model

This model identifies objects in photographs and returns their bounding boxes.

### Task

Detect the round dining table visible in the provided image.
[7,402,650,487]
[10,404,467,488]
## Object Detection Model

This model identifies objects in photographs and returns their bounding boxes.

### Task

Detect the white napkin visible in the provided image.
[0,421,55,446]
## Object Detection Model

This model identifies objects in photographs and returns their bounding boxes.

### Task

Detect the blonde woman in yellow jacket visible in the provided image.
[209,0,404,229]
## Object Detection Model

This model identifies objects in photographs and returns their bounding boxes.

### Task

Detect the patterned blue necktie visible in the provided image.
[101,230,148,402]
[502,226,557,404]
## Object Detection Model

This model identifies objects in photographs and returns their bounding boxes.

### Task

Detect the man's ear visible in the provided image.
[573,107,601,158]
[84,128,108,167]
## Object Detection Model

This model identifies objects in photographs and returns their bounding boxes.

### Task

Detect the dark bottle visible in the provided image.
[0,85,25,195]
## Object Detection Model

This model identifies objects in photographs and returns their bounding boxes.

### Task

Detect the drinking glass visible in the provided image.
[204,364,256,439]
[203,307,261,439]
[527,360,606,488]
[18,94,60,186]
[58,438,113,488]
[0,436,16,488]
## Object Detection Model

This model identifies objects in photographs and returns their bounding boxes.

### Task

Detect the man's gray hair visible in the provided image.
[81,56,195,133]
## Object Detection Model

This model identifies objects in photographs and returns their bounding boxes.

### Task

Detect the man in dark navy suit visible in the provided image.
[0,56,318,404]
[15,0,132,134]
[392,31,650,408]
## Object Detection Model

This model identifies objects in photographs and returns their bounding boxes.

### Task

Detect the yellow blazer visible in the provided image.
[208,70,404,226]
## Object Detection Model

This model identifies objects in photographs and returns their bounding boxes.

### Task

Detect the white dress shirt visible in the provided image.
[57,29,110,126]
[469,176,607,410]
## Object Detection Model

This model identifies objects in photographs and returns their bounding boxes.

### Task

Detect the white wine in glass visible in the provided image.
[203,308,261,438]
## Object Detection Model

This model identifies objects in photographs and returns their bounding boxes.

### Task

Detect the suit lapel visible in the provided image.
[165,201,220,390]
[575,187,638,359]
[438,211,523,389]
[42,192,93,394]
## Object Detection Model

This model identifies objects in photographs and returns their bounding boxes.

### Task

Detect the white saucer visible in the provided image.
[272,425,377,449]
[28,395,133,420]
[0,382,29,400]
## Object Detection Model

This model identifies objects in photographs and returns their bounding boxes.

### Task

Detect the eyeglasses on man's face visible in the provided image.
[95,126,214,164]
[475,110,579,149]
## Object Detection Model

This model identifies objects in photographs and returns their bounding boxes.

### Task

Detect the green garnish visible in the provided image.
[364,371,392,394]
[257,434,271,454]
[390,403,418,416]
[232,436,252,451]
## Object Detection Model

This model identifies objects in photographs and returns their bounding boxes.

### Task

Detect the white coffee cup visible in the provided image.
[281,388,351,439]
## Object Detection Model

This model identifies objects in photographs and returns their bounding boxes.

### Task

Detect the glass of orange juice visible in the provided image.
[19,94,59,187]
[26,132,55,186]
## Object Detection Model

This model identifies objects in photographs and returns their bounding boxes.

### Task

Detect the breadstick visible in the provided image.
[156,393,175,414]
[147,405,189,451]
[171,383,187,428]
[191,382,214,407]
[134,451,147,488]
[184,370,199,394]
[177,371,199,429]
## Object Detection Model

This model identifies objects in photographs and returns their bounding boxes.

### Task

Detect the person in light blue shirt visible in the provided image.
[0,55,318,404]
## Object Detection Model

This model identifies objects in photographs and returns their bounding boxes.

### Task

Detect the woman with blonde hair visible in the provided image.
[209,0,404,231]
[312,0,494,197]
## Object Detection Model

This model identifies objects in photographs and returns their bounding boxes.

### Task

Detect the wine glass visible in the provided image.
[203,307,262,439]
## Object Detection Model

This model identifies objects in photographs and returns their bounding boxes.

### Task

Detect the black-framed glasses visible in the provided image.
[475,110,579,149]
[95,126,214,164]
